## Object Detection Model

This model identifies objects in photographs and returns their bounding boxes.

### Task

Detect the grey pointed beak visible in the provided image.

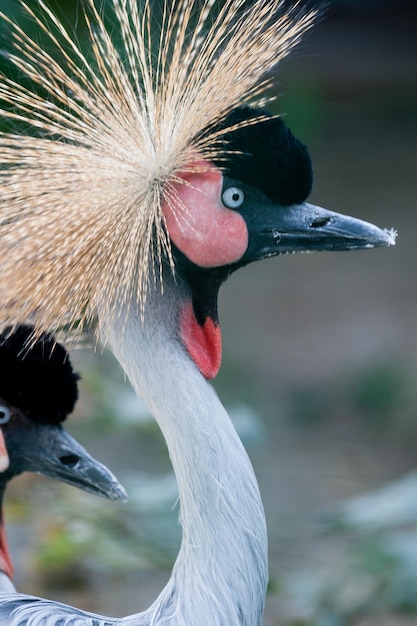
[247,202,396,260]
[18,424,127,502]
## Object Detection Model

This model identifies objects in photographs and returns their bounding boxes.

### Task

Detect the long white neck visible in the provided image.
[101,280,268,626]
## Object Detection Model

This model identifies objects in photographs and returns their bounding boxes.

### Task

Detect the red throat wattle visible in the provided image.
[162,160,248,268]
[180,301,222,380]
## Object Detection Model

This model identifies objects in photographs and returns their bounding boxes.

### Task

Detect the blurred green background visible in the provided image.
[1,1,417,624]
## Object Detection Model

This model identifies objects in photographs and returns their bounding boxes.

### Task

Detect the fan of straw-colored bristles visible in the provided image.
[0,0,316,338]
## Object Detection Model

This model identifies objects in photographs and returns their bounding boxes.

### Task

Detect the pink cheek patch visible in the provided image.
[180,301,222,380]
[162,161,248,267]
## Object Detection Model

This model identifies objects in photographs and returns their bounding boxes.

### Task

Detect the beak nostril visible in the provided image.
[311,217,331,229]
[59,454,80,468]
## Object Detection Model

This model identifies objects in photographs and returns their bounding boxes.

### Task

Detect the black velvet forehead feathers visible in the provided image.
[0,325,79,424]
[211,106,313,206]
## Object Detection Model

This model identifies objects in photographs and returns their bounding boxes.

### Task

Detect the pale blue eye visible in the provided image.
[222,187,245,209]
[0,406,11,425]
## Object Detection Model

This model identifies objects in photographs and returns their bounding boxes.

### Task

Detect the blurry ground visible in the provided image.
[4,4,417,626]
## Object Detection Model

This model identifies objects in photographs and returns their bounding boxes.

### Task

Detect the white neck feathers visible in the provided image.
[101,285,268,626]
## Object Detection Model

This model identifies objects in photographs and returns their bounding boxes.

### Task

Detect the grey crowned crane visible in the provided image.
[0,0,396,624]
[0,325,127,592]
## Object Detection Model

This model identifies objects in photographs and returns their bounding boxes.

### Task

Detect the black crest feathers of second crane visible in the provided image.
[0,325,79,424]
[211,106,313,206]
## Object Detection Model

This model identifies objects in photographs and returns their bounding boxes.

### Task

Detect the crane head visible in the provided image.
[0,1,395,381]
[0,326,127,502]
[164,107,396,379]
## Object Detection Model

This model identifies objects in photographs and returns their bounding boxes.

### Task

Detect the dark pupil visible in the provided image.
[0,411,6,419]
[232,192,240,202]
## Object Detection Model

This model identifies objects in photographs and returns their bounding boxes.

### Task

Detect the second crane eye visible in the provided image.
[222,187,245,209]
[0,406,11,424]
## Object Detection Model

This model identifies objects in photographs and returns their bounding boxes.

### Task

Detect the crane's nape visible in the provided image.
[0,0,396,624]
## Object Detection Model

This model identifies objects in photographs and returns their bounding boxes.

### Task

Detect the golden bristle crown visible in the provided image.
[0,0,317,336]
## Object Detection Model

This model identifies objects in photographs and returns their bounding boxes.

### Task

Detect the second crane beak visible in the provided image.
[17,424,127,502]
